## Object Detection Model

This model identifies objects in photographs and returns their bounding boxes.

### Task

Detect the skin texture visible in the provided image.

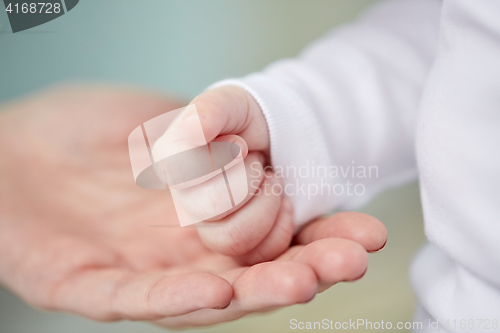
[0,84,387,328]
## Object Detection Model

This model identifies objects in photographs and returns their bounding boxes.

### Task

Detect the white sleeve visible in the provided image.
[411,0,500,331]
[210,0,442,226]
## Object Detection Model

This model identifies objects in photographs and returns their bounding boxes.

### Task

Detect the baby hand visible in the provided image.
[154,86,291,264]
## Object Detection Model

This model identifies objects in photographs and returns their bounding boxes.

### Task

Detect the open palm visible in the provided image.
[0,84,387,328]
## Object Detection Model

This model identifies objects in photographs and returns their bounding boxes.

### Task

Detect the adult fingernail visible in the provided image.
[212,302,231,310]
[368,239,387,253]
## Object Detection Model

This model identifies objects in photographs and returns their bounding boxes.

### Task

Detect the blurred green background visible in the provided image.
[0,1,426,332]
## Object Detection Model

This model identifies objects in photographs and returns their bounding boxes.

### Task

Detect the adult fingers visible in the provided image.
[154,261,317,328]
[153,238,368,328]
[44,269,233,322]
[295,212,387,252]
[287,238,368,288]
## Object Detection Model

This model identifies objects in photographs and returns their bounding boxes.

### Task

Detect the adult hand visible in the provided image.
[0,84,386,328]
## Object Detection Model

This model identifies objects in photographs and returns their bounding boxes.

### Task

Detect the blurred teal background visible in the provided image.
[1,0,375,102]
[0,1,426,332]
